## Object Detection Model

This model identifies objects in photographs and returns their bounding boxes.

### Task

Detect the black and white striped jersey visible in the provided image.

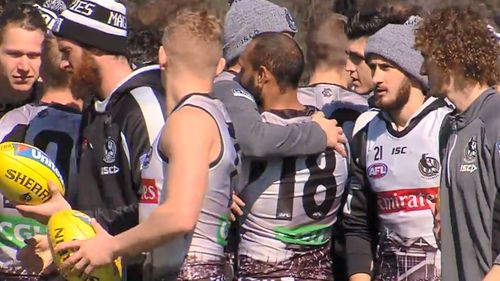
[75,64,166,235]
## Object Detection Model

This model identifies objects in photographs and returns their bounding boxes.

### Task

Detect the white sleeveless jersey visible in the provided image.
[238,108,349,262]
[138,94,239,279]
[360,97,450,247]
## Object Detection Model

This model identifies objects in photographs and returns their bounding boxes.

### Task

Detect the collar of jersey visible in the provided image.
[94,64,161,113]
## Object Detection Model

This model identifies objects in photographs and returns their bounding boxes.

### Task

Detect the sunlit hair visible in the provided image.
[162,10,223,76]
[40,34,70,89]
[415,5,500,86]
[307,13,348,69]
[0,2,46,45]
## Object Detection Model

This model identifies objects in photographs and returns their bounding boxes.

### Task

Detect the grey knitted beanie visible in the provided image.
[365,16,428,89]
[224,0,298,62]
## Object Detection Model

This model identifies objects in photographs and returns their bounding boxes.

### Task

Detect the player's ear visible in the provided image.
[257,65,271,85]
[158,45,167,70]
[216,58,226,76]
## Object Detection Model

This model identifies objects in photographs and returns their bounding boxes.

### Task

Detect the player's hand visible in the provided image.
[349,273,371,281]
[230,193,245,221]
[484,265,500,281]
[16,181,71,224]
[18,234,53,274]
[312,112,347,157]
[55,219,116,277]
[428,196,441,247]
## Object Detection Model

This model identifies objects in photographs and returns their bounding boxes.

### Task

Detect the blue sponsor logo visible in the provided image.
[496,142,500,154]
[14,144,64,185]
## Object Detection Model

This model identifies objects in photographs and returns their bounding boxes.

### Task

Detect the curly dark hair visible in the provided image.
[415,5,500,86]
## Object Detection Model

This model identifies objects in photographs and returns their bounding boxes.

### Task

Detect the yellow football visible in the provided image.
[0,142,65,204]
[47,210,122,281]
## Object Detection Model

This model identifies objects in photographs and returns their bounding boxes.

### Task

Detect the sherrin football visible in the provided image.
[0,142,65,204]
[48,210,122,281]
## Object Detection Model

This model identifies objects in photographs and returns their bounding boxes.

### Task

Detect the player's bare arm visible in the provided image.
[54,106,220,275]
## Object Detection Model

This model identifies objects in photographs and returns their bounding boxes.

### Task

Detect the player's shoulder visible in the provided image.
[478,88,500,124]
[213,71,255,103]
[352,108,381,137]
[0,103,44,124]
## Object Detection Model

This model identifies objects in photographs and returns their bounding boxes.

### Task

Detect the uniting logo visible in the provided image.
[14,144,64,185]
[367,163,388,179]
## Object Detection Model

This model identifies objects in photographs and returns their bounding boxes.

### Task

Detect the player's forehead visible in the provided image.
[0,24,44,50]
[56,37,82,51]
[348,37,367,54]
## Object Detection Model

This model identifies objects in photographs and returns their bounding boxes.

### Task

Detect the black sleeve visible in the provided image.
[343,126,379,276]
[213,80,327,158]
[2,124,28,142]
[85,205,139,235]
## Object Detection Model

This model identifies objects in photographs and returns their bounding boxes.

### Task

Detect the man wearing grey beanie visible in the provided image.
[343,17,451,281]
[212,0,347,161]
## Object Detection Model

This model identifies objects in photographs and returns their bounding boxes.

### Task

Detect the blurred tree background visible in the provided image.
[125,0,499,31]
[122,0,499,79]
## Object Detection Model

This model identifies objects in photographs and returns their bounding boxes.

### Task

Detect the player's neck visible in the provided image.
[388,88,425,130]
[166,74,213,114]
[446,81,489,113]
[40,87,83,111]
[227,63,241,74]
[262,86,304,112]
[0,83,32,104]
[97,59,133,100]
[308,66,349,88]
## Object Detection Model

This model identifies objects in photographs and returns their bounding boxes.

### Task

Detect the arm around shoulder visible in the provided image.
[213,81,327,157]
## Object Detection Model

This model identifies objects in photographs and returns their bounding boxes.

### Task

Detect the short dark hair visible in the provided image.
[40,34,70,89]
[248,32,304,89]
[345,10,386,40]
[346,2,425,40]
[0,2,46,44]
[127,26,161,67]
[307,13,348,69]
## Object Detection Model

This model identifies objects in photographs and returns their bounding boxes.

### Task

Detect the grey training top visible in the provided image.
[440,87,500,281]
[212,71,327,158]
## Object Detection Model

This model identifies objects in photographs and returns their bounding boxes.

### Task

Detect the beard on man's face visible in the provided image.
[239,73,263,106]
[374,78,412,112]
[70,51,101,100]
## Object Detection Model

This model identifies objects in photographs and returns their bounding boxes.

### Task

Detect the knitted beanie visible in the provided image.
[223,0,298,62]
[365,16,428,89]
[53,0,127,55]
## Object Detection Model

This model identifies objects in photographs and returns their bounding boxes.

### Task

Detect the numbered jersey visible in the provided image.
[238,107,348,264]
[139,94,239,280]
[0,103,81,277]
[353,97,450,280]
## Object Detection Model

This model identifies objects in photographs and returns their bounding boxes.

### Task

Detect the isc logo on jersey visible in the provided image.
[367,163,388,179]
